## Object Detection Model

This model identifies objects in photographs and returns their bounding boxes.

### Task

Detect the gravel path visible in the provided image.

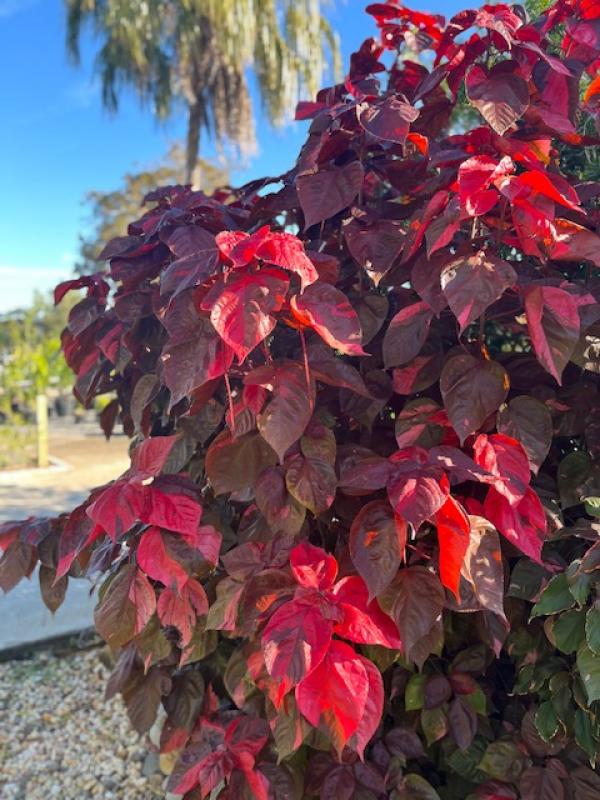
[0,647,165,799]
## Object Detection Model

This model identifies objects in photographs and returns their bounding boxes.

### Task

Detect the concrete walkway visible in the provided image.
[0,424,130,650]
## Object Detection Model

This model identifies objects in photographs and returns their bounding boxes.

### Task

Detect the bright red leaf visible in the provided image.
[295,640,370,755]
[434,495,471,600]
[291,282,366,356]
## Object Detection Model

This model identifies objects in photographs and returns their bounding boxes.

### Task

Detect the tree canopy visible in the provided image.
[65,0,340,181]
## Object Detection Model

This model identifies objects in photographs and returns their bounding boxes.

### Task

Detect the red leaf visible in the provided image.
[290,542,338,590]
[169,743,226,796]
[338,449,393,495]
[56,500,103,579]
[440,355,509,444]
[255,466,306,536]
[216,229,250,261]
[548,219,600,267]
[225,715,270,757]
[457,155,513,216]
[473,433,530,503]
[524,285,580,384]
[255,231,319,290]
[382,302,433,368]
[435,495,471,600]
[130,434,179,477]
[220,226,271,266]
[516,170,581,212]
[157,579,208,646]
[349,500,407,599]
[483,486,546,563]
[350,656,384,759]
[291,282,366,356]
[332,576,402,649]
[387,448,448,528]
[129,568,157,635]
[207,268,289,363]
[138,477,201,536]
[295,640,370,755]
[297,162,364,230]
[440,251,517,333]
[262,598,333,686]
[137,526,191,593]
[86,479,142,540]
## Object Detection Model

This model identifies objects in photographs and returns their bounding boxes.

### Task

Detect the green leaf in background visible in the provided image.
[577,643,600,704]
[479,740,526,782]
[553,609,586,654]
[405,673,426,711]
[535,700,560,742]
[446,738,486,783]
[421,708,448,746]
[508,559,548,600]
[558,451,592,508]
[567,560,592,606]
[464,686,487,715]
[584,496,600,517]
[549,671,574,728]
[574,708,597,767]
[531,573,575,618]
[396,774,441,800]
[586,601,600,655]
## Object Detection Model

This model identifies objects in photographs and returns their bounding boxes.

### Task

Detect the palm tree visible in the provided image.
[65,0,340,183]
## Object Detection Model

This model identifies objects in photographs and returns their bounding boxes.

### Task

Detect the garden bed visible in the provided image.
[0,426,37,471]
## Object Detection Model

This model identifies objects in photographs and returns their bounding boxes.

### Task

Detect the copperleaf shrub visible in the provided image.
[2,1,600,797]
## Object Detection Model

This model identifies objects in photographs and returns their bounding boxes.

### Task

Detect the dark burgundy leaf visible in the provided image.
[359,96,420,145]
[440,355,509,444]
[349,500,407,600]
[383,301,433,368]
[466,63,529,134]
[441,251,517,333]
[297,162,364,230]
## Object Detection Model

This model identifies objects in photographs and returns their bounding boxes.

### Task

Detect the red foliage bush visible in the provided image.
[3,1,600,797]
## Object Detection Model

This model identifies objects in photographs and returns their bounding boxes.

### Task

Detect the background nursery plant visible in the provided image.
[2,0,600,797]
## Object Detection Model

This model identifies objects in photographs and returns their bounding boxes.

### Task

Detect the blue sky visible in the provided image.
[0,0,462,312]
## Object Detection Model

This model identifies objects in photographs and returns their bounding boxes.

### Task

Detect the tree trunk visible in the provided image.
[185,102,202,186]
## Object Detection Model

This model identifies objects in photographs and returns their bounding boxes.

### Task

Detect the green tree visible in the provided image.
[0,291,75,418]
[74,144,228,273]
[65,0,340,183]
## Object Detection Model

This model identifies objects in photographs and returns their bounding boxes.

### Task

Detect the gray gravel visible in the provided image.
[0,647,165,799]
